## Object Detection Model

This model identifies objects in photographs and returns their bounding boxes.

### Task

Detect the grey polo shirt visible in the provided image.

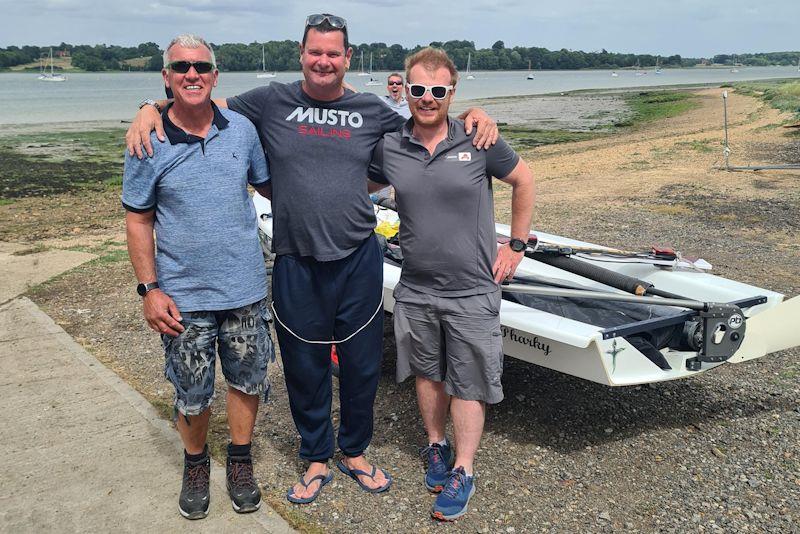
[122,103,270,312]
[368,118,520,297]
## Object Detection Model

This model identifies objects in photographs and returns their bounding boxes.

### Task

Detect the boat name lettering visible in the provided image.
[285,107,364,128]
[501,326,551,356]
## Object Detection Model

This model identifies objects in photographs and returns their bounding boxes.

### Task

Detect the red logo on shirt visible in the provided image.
[297,125,352,139]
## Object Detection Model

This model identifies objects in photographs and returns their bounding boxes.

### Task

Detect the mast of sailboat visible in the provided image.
[261,44,266,72]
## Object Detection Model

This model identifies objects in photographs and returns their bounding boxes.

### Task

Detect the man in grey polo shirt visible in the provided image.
[368,47,535,521]
[123,34,273,520]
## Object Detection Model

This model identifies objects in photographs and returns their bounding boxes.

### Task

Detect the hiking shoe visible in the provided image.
[431,467,475,521]
[179,454,210,520]
[421,441,454,492]
[226,454,262,513]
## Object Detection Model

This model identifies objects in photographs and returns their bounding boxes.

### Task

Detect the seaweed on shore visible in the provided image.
[0,147,122,198]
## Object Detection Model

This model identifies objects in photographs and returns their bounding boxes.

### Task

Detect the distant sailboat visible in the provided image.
[357,51,370,76]
[635,59,645,76]
[654,56,662,74]
[611,71,619,77]
[526,60,534,80]
[730,54,740,73]
[364,53,381,85]
[38,48,66,82]
[256,44,276,79]
[465,52,475,80]
[797,57,800,72]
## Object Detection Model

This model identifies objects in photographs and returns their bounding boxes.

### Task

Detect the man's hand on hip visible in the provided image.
[143,289,185,337]
[126,104,165,159]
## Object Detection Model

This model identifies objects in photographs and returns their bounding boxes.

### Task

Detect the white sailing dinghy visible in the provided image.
[252,194,799,387]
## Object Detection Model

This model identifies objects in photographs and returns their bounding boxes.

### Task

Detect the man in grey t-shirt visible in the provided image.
[125,14,500,505]
[369,48,535,521]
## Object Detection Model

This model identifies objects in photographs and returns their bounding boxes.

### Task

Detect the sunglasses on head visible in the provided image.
[406,83,454,100]
[167,61,214,74]
[305,13,347,29]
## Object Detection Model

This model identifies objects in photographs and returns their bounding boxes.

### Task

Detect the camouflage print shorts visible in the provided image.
[162,298,274,416]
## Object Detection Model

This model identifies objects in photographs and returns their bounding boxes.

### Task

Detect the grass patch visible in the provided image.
[619,91,700,126]
[734,80,800,118]
[674,139,716,153]
[499,126,602,150]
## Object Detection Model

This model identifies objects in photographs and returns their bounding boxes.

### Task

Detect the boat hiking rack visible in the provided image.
[719,90,800,171]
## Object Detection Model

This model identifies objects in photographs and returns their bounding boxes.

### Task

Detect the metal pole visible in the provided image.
[722,90,730,170]
[503,284,708,310]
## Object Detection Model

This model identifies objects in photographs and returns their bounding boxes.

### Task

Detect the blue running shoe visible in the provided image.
[421,441,454,492]
[431,467,475,521]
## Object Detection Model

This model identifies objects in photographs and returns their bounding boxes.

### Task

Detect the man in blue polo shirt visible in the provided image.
[123,34,273,520]
[369,47,535,521]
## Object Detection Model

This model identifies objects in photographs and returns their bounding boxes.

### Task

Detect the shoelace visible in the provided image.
[229,460,256,488]
[185,462,210,493]
[442,470,468,499]
[420,445,444,468]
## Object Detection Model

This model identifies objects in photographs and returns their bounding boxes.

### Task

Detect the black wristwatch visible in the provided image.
[136,281,159,297]
[508,238,527,253]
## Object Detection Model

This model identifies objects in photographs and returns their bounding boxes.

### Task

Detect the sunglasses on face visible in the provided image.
[406,83,454,100]
[167,61,214,74]
[387,80,403,86]
[305,13,347,28]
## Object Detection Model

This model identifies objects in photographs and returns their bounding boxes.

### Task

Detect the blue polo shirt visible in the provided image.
[122,103,270,312]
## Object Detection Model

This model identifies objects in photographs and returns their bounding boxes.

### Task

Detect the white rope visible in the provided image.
[270,296,385,345]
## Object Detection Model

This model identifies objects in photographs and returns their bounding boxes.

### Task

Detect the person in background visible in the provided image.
[380,72,411,119]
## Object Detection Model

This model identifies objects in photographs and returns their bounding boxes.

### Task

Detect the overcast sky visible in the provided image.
[1,0,797,58]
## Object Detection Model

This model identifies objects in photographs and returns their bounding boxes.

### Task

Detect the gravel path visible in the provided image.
[14,87,800,532]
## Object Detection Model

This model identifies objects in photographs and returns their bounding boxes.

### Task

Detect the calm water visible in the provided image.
[1,66,798,125]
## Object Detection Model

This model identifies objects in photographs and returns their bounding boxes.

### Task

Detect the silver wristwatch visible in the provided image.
[138,98,161,112]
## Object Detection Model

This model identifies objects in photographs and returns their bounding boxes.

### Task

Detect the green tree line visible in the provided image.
[3,40,799,72]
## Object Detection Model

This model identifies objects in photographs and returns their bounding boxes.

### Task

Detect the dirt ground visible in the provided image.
[6,87,800,533]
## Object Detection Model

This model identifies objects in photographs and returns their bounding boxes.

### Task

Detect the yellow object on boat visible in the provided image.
[375,220,400,239]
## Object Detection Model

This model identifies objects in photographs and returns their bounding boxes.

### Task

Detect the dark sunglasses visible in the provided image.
[406,83,454,100]
[167,61,214,74]
[387,80,403,86]
[305,13,347,28]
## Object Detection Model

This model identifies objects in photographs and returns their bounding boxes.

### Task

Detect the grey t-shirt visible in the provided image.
[369,118,520,297]
[122,105,270,311]
[228,81,406,261]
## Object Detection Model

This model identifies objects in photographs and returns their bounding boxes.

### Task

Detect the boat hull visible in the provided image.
[252,194,798,386]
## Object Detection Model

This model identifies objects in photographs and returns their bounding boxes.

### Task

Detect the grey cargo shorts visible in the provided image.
[162,297,274,416]
[393,284,504,404]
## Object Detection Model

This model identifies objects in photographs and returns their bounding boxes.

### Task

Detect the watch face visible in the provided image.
[136,283,147,296]
[510,239,526,252]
